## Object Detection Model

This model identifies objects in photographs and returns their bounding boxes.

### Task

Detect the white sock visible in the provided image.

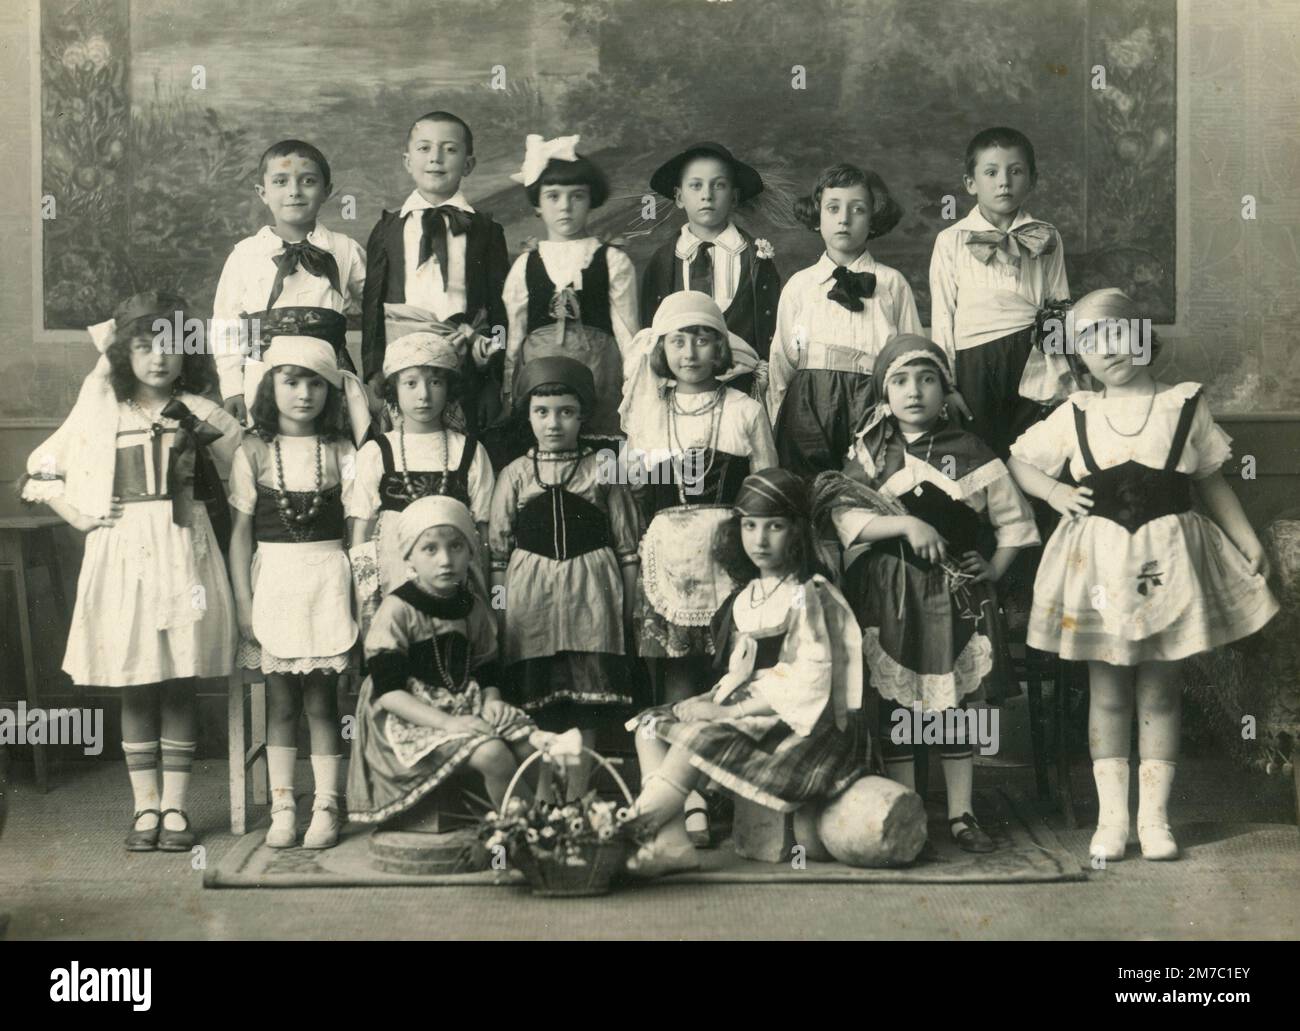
[310,754,343,807]
[1137,759,1176,829]
[159,738,196,831]
[1093,758,1131,829]
[268,745,298,828]
[123,740,160,829]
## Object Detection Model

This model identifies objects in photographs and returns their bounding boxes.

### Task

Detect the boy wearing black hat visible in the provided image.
[640,143,782,396]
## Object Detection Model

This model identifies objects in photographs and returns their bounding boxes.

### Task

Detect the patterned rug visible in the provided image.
[204,788,1086,888]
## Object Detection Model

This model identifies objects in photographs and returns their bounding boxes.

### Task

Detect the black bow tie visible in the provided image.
[419,205,473,290]
[827,266,876,312]
[266,240,341,310]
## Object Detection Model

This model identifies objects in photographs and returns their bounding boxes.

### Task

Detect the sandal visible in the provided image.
[949,812,995,854]
[157,808,196,852]
[126,809,161,852]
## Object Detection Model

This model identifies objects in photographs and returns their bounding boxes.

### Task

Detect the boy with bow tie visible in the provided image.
[361,111,510,437]
[929,126,1072,458]
[213,139,366,425]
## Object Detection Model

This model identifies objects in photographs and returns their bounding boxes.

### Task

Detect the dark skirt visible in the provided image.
[637,686,868,812]
[954,327,1053,458]
[773,368,874,477]
[507,651,637,727]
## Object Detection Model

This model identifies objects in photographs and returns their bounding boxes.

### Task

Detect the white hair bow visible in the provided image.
[87,318,117,354]
[510,133,581,187]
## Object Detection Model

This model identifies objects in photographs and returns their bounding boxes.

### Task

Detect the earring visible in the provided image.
[941,403,950,421]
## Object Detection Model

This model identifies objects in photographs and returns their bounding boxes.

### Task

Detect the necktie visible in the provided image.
[964,221,1057,269]
[419,205,473,291]
[266,240,341,309]
[687,241,714,296]
[827,266,876,312]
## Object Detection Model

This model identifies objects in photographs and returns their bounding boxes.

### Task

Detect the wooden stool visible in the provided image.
[0,516,73,793]
[227,660,359,835]
[1011,641,1079,828]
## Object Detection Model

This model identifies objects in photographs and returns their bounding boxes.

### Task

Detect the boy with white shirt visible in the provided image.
[213,139,365,423]
[929,126,1071,458]
[361,111,510,435]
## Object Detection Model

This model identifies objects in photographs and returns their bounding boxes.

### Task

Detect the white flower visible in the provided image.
[525,828,539,843]
[755,238,776,261]
[568,818,585,833]
[84,36,112,69]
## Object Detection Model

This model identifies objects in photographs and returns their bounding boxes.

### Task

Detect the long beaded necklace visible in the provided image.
[398,420,450,501]
[667,386,725,504]
[428,630,469,692]
[273,436,325,540]
[1101,381,1158,438]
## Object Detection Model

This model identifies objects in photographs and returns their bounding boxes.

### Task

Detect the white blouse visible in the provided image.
[673,222,748,313]
[623,387,778,471]
[346,429,495,525]
[1008,382,1233,484]
[211,225,365,402]
[928,207,1069,362]
[398,189,476,322]
[766,250,923,420]
[228,435,357,515]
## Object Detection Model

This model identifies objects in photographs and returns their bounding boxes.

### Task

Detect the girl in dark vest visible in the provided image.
[489,357,641,798]
[1009,289,1278,862]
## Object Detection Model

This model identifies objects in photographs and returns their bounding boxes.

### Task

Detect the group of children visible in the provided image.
[23,112,1278,876]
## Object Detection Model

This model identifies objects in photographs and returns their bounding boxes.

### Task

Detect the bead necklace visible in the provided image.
[531,447,584,490]
[748,572,792,609]
[399,421,450,501]
[273,436,326,538]
[667,387,725,504]
[126,392,177,440]
[1102,382,1158,438]
[669,384,725,417]
[429,630,469,692]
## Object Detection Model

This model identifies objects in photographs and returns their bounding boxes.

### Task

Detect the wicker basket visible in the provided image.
[499,746,635,898]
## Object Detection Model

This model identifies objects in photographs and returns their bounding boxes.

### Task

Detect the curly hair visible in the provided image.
[381,365,463,411]
[792,163,902,240]
[647,326,733,381]
[712,511,829,587]
[248,364,350,442]
[525,154,610,209]
[105,333,218,402]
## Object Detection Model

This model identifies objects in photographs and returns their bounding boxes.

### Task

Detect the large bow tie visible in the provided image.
[827,266,876,312]
[964,221,1057,269]
[418,206,473,290]
[161,399,231,552]
[266,239,341,309]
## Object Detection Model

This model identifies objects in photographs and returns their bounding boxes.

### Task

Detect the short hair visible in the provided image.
[525,382,584,412]
[1064,325,1164,386]
[525,155,610,209]
[648,326,733,380]
[407,111,474,156]
[712,511,829,587]
[258,139,332,190]
[381,365,463,410]
[249,364,351,442]
[792,163,902,239]
[105,334,218,402]
[964,127,1037,182]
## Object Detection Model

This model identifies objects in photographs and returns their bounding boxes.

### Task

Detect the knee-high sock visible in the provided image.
[267,744,297,810]
[1093,758,1131,829]
[159,738,196,813]
[1137,759,1175,829]
[310,754,343,806]
[123,740,160,818]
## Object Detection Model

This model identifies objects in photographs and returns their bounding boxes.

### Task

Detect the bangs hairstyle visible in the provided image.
[525,155,610,209]
[258,139,332,189]
[648,326,733,380]
[964,126,1037,182]
[407,110,474,155]
[793,163,902,240]
[382,364,463,409]
[525,382,586,418]
[712,510,829,587]
[105,332,219,402]
[249,364,351,442]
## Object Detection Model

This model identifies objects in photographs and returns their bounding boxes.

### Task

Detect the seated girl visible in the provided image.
[347,496,536,825]
[625,468,867,876]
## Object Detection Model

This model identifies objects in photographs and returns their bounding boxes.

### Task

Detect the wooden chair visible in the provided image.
[0,516,73,793]
[1015,642,1079,828]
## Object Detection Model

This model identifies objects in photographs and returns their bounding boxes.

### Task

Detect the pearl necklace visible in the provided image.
[126,393,176,440]
[667,387,725,504]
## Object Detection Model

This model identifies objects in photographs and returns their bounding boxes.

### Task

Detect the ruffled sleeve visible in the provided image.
[227,444,259,516]
[466,441,496,525]
[1186,389,1234,479]
[20,420,74,503]
[335,440,358,510]
[1009,397,1077,478]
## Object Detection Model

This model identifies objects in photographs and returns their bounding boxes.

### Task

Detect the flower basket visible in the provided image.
[481,743,640,898]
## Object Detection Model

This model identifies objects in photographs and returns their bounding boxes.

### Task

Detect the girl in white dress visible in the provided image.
[21,291,240,853]
[1008,289,1278,862]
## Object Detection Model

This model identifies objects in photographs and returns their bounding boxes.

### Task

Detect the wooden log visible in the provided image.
[368,826,489,876]
[816,775,927,867]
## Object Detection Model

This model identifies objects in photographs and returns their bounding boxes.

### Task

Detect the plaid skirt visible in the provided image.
[637,686,868,812]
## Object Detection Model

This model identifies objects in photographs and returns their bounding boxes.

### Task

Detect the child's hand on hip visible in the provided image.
[959,550,995,582]
[904,517,947,564]
[1047,482,1094,518]
[71,497,124,534]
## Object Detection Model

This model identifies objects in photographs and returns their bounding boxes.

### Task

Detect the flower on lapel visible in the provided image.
[755,238,776,261]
